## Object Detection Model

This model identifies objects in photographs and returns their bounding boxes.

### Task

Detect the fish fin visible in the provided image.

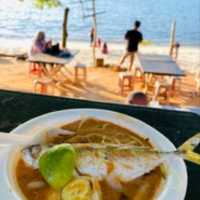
[178,133,200,165]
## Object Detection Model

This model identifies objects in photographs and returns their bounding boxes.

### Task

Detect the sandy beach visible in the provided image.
[0,41,199,107]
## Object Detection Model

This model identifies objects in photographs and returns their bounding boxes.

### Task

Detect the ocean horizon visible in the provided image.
[0,0,200,50]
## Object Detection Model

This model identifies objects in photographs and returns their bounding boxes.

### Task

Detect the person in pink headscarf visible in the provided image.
[30,31,49,55]
[30,31,72,58]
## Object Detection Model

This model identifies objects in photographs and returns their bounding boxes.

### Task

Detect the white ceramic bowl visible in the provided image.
[0,109,187,200]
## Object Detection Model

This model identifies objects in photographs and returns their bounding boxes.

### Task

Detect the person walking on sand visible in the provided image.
[120,20,143,71]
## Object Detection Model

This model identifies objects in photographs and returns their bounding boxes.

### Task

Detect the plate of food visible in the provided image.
[0,108,197,200]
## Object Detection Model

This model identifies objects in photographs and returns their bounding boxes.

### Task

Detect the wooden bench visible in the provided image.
[33,77,55,94]
[74,63,87,82]
[118,72,134,95]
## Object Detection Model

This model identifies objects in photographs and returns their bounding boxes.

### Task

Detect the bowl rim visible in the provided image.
[3,108,187,200]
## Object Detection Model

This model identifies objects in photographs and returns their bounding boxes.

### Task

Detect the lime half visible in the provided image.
[39,144,76,190]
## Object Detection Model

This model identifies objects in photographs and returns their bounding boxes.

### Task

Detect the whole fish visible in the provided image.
[22,132,200,189]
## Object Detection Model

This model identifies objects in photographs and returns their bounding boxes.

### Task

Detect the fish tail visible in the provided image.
[178,133,200,165]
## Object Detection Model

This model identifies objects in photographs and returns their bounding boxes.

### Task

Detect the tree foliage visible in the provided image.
[34,0,61,9]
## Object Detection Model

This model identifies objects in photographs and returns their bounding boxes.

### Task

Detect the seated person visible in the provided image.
[30,31,71,58]
[126,91,148,106]
[30,31,49,54]
[126,91,184,110]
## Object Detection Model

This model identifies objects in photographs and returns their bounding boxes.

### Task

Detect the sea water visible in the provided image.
[0,0,199,52]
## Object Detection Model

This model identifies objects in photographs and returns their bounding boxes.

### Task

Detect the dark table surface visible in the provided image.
[138,54,185,77]
[0,89,199,199]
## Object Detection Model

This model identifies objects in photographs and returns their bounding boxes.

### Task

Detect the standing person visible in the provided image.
[120,20,143,71]
[90,27,95,46]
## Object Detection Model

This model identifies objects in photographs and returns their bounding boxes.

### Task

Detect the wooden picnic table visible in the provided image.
[138,54,185,77]
[28,53,76,80]
[28,53,73,66]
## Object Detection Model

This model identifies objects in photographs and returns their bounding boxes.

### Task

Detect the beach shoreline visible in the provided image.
[67,40,200,73]
[0,38,199,73]
[1,38,200,51]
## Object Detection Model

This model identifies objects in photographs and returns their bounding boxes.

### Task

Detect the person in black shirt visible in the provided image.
[120,20,143,71]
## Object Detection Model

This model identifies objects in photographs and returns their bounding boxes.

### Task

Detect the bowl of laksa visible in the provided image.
[2,109,187,200]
